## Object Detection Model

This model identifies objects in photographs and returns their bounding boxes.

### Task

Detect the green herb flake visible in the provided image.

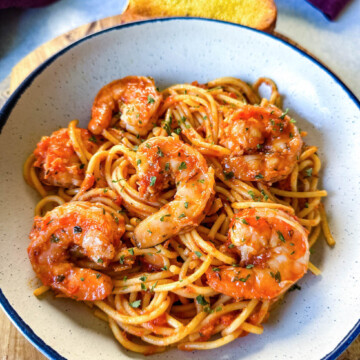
[150,176,157,186]
[73,226,82,234]
[147,95,155,104]
[50,234,60,243]
[305,168,313,177]
[196,295,208,306]
[178,162,187,170]
[129,300,141,308]
[178,213,186,219]
[97,258,103,264]
[224,171,234,180]
[228,243,235,249]
[139,276,147,282]
[239,274,251,282]
[150,281,158,292]
[96,273,101,279]
[212,268,220,272]
[161,266,168,271]
[141,283,147,291]
[157,147,164,157]
[128,248,135,255]
[160,214,171,221]
[248,190,256,200]
[246,264,254,269]
[137,159,141,166]
[165,162,170,171]
[80,277,84,281]
[279,108,289,119]
[277,231,286,243]
[255,174,264,179]
[194,251,202,258]
[216,306,222,312]
[88,136,97,143]
[241,219,249,225]
[184,201,189,209]
[119,255,125,264]
[145,143,151,149]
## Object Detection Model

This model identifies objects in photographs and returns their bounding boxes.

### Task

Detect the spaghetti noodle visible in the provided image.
[24,76,334,354]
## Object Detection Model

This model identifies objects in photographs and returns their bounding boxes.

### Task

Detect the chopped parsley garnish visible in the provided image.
[212,268,220,272]
[277,231,285,242]
[50,234,60,243]
[147,229,152,234]
[147,95,155,104]
[157,147,164,157]
[160,214,171,221]
[161,266,168,271]
[128,248,135,255]
[139,276,147,282]
[165,162,170,171]
[137,159,141,166]
[96,273,101,279]
[97,258,103,264]
[256,216,260,220]
[150,281,158,292]
[246,264,254,269]
[194,251,202,258]
[178,213,186,219]
[178,162,187,170]
[238,274,250,282]
[184,201,189,209]
[248,190,256,200]
[88,136,97,143]
[305,168,313,177]
[129,300,141,308]
[216,306,222,312]
[261,189,269,201]
[224,171,234,180]
[279,108,289,119]
[228,244,235,249]
[198,179,205,184]
[290,118,296,123]
[73,226,82,234]
[145,143,151,148]
[150,176,157,186]
[305,202,309,208]
[270,271,281,283]
[174,127,182,134]
[141,283,147,291]
[80,277,84,281]
[255,174,264,179]
[241,219,249,225]
[196,295,208,306]
[119,255,125,264]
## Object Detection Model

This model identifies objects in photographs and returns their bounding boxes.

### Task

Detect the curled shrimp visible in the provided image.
[28,201,125,300]
[33,128,99,188]
[133,136,215,248]
[206,208,309,300]
[89,76,162,136]
[219,104,302,183]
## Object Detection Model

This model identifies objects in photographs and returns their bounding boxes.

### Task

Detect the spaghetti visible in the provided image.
[24,76,334,354]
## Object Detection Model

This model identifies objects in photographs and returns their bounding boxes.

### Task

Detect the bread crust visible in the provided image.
[124,0,277,32]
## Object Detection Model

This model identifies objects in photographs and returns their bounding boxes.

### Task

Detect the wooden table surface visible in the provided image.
[1,10,359,360]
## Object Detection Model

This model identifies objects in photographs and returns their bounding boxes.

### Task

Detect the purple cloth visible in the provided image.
[306,0,351,20]
[0,0,58,8]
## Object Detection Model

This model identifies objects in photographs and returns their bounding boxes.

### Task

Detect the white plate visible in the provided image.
[0,18,359,360]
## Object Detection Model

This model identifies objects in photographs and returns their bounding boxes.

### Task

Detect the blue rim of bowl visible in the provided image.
[0,17,359,360]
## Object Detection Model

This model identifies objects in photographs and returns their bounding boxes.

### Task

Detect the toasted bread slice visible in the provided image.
[125,0,277,32]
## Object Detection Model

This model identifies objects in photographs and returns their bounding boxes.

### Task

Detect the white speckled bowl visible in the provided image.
[0,18,359,360]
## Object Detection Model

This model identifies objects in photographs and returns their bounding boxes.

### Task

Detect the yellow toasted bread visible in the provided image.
[124,0,277,32]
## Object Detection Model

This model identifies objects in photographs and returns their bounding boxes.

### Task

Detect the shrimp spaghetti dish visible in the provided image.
[24,76,335,354]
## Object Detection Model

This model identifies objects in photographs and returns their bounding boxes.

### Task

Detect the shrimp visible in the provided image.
[219,104,302,183]
[28,201,125,300]
[89,76,162,136]
[33,128,99,188]
[206,208,309,300]
[133,136,215,248]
